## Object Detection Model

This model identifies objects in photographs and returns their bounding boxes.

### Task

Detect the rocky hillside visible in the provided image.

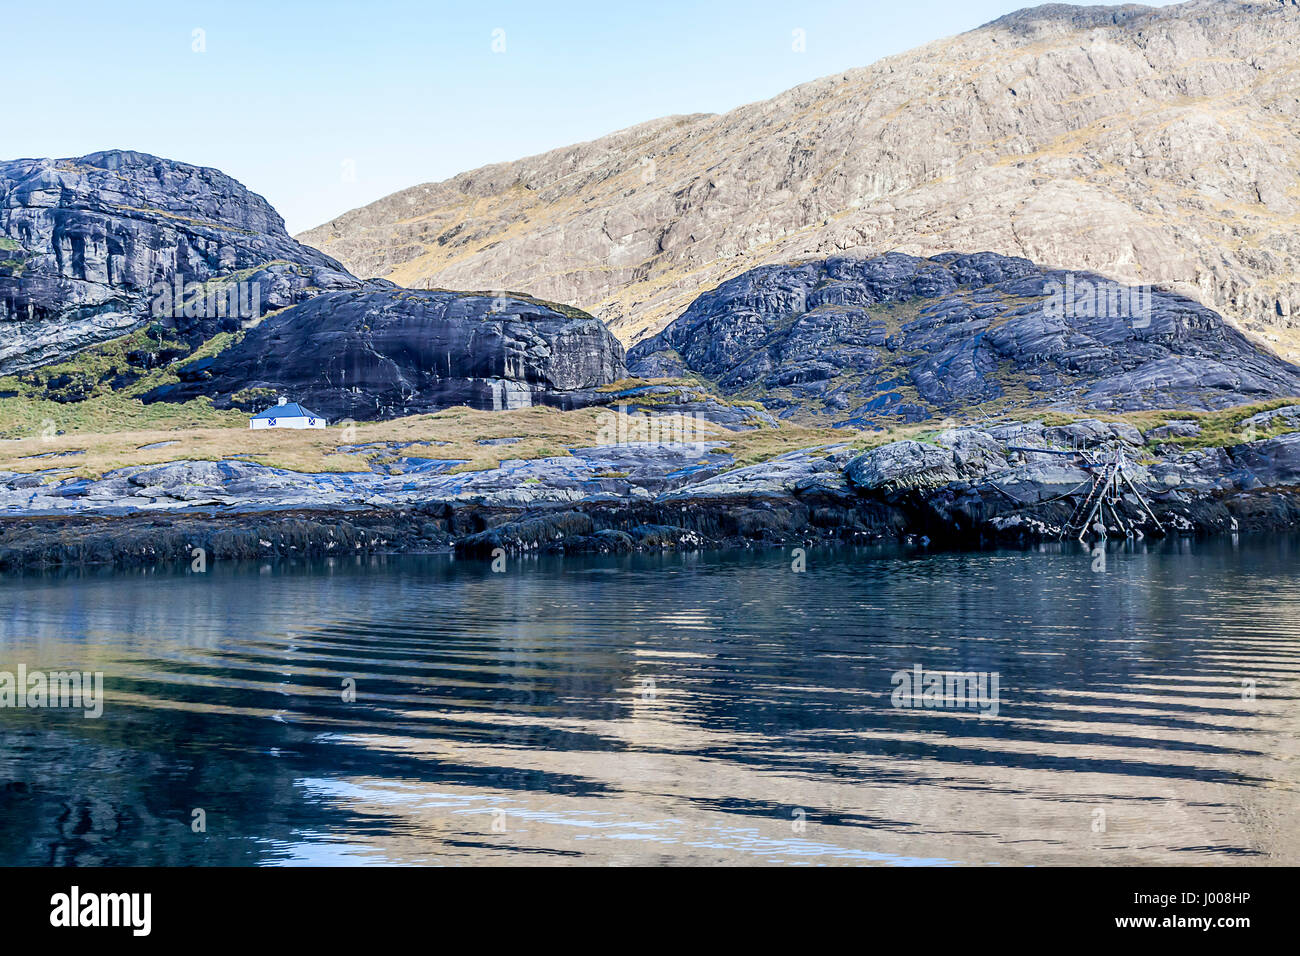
[627,252,1300,424]
[149,289,626,420]
[0,150,629,420]
[0,150,362,374]
[297,0,1300,360]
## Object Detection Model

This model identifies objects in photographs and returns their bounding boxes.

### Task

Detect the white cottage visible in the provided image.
[249,397,326,429]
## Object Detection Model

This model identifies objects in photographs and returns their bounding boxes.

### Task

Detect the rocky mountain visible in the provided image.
[0,150,362,374]
[628,251,1300,423]
[148,288,626,420]
[0,150,628,418]
[297,0,1300,361]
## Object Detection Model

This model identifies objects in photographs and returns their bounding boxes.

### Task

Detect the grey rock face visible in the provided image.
[845,441,960,494]
[146,288,627,420]
[0,150,360,373]
[1039,419,1144,448]
[658,444,855,501]
[297,1,1300,362]
[627,252,1300,423]
[1228,432,1300,489]
[0,149,630,419]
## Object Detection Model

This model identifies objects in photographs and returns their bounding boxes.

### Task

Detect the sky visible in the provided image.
[5,0,1182,234]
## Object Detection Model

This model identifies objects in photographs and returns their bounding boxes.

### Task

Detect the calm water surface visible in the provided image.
[2,537,1298,865]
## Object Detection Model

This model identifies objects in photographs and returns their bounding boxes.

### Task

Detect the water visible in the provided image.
[1,536,1298,866]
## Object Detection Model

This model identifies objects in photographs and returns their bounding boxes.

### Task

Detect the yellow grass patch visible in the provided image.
[0,405,733,479]
[2,396,1294,484]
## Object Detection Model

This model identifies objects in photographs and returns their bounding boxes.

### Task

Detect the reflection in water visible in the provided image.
[1,536,1297,865]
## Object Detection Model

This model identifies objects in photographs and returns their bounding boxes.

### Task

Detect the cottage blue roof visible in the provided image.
[251,403,322,420]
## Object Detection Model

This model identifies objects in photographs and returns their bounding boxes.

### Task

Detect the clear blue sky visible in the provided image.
[6,0,1180,234]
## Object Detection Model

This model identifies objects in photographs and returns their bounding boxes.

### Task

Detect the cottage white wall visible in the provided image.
[249,416,325,430]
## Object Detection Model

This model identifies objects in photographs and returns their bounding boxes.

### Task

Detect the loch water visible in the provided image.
[2,536,1298,865]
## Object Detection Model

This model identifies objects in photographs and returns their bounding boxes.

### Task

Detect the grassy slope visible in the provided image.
[6,398,1295,484]
[0,406,721,479]
[0,325,248,437]
[0,395,927,480]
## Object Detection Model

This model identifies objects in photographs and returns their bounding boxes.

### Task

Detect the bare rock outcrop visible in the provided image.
[0,151,629,419]
[845,441,961,494]
[627,252,1300,423]
[0,150,360,373]
[147,288,627,420]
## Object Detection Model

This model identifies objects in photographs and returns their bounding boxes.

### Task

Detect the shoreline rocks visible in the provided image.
[4,483,1298,572]
[4,419,1300,570]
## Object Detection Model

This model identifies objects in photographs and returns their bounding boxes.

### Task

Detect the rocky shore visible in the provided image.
[4,410,1299,570]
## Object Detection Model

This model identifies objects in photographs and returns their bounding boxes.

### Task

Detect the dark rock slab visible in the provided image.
[144,287,627,420]
[628,251,1300,424]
